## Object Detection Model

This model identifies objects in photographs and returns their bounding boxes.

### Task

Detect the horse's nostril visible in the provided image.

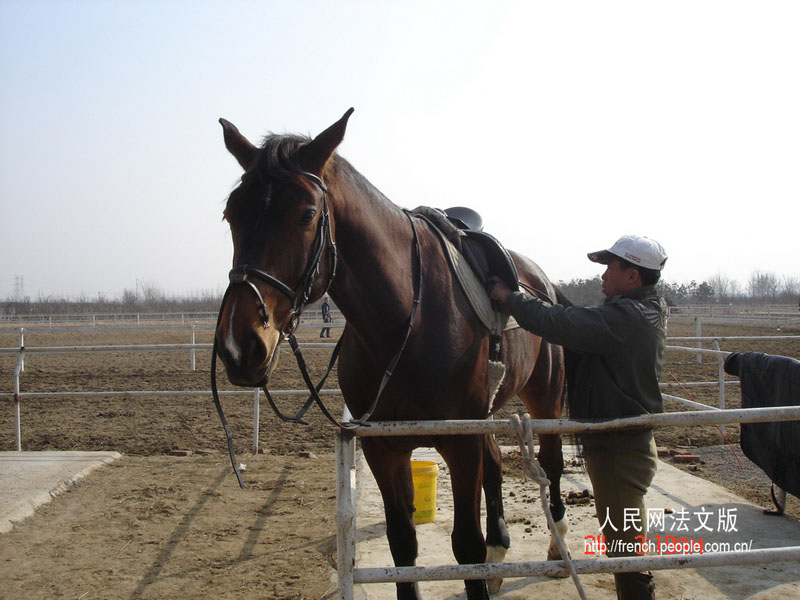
[244,330,268,367]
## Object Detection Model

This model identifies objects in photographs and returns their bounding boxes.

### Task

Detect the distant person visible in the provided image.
[489,234,668,600]
[320,296,332,338]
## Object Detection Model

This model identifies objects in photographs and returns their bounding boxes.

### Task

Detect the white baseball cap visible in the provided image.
[588,235,668,271]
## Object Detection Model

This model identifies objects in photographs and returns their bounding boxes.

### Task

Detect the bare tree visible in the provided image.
[748,271,780,300]
[782,276,799,294]
[707,273,731,299]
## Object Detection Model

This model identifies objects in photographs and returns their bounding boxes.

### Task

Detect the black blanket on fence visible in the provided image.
[724,351,800,499]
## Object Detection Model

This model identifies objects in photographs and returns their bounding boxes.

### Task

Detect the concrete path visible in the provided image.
[353,446,800,600]
[0,450,121,533]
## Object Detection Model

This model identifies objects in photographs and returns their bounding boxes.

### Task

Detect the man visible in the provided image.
[320,296,332,338]
[488,234,668,600]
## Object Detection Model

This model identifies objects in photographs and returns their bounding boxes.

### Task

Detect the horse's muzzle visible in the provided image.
[215,327,272,387]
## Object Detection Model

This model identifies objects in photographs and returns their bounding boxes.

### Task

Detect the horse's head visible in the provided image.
[215,109,353,386]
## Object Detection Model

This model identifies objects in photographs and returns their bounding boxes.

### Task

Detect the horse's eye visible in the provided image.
[299,209,316,228]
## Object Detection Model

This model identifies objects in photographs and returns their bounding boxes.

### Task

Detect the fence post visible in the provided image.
[252,388,260,454]
[715,340,726,436]
[695,317,703,363]
[336,428,357,600]
[18,327,24,373]
[189,325,196,371]
[14,350,24,451]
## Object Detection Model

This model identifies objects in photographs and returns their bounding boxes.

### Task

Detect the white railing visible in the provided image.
[2,323,343,453]
[4,331,797,449]
[333,334,799,598]
[334,407,800,598]
[0,309,344,328]
[0,312,218,327]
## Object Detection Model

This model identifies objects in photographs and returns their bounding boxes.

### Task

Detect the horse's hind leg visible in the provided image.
[482,432,510,593]
[537,432,569,561]
[438,435,490,600]
[361,439,421,600]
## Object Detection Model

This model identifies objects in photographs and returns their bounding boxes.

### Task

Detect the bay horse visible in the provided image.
[214,108,567,600]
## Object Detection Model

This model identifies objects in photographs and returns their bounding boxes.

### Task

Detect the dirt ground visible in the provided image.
[1,319,798,599]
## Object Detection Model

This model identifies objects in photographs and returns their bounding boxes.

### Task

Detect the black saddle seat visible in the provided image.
[461,230,520,293]
[443,207,519,293]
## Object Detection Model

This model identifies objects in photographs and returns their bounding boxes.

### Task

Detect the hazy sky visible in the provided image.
[1,1,798,300]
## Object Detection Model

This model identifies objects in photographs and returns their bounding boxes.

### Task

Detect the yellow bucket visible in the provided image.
[411,460,439,524]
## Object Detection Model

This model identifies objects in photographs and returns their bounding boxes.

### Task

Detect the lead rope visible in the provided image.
[210,285,245,488]
[510,414,587,599]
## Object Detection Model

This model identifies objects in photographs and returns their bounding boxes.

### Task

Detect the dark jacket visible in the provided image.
[321,301,332,322]
[724,351,800,498]
[507,284,667,421]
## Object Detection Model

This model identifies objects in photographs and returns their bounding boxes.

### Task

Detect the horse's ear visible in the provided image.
[297,108,355,173]
[219,118,259,170]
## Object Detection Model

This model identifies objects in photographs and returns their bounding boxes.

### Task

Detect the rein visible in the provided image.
[211,172,422,486]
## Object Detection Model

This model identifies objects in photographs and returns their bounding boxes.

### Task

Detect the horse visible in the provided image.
[214,108,567,600]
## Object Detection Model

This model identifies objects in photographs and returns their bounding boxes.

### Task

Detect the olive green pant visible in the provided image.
[583,429,658,599]
[583,429,658,558]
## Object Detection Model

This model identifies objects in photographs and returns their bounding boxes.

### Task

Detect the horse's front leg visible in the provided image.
[482,432,510,593]
[361,439,421,600]
[439,435,490,600]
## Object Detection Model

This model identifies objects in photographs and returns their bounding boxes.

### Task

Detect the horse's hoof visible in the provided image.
[487,577,503,593]
[546,517,569,558]
[485,544,507,593]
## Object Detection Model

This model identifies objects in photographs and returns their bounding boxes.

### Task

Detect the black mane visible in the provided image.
[255,133,311,181]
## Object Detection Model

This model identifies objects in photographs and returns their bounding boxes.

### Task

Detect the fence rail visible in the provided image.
[336,407,800,598]
[0,310,344,329]
[4,332,798,449]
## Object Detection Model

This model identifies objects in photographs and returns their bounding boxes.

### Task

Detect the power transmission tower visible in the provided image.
[13,275,24,301]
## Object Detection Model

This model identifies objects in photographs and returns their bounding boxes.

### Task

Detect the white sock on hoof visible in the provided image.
[546,516,570,577]
[486,545,508,594]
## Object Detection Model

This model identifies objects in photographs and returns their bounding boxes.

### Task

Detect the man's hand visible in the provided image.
[487,276,513,303]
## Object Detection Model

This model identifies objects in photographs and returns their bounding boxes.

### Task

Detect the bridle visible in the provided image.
[211,171,336,487]
[211,170,422,488]
[226,171,337,334]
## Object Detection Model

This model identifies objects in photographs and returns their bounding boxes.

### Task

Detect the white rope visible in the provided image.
[510,414,588,600]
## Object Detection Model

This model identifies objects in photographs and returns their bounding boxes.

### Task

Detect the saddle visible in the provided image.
[413,206,519,294]
[411,206,521,406]
[412,206,518,405]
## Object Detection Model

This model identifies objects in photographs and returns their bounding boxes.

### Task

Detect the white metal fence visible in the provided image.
[334,409,800,598]
[1,321,344,452]
[0,309,344,327]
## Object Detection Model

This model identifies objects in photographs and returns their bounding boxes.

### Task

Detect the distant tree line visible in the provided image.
[1,281,222,316]
[2,271,798,315]
[556,271,799,307]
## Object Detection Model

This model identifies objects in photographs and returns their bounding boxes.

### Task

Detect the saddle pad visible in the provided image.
[429,223,518,333]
